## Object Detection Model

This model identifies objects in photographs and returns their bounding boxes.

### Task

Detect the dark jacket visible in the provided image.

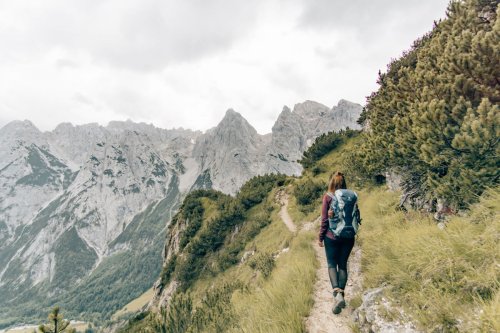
[319,193,335,242]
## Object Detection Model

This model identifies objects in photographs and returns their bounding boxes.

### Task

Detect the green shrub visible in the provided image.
[299,129,359,168]
[174,203,245,289]
[248,252,275,278]
[238,174,287,209]
[152,293,192,333]
[293,178,325,207]
[217,213,272,271]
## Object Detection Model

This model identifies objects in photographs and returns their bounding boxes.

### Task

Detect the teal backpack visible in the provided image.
[327,189,361,238]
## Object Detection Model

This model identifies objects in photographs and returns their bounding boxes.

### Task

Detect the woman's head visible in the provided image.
[328,171,347,192]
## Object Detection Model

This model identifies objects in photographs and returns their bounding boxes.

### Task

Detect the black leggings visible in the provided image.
[324,236,355,290]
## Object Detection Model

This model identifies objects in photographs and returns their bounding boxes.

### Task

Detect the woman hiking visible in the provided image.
[318,171,361,315]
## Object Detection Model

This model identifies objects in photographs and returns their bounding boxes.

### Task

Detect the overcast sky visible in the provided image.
[0,0,449,134]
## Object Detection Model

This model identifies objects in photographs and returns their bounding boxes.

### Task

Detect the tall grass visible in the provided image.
[231,231,317,333]
[358,188,500,332]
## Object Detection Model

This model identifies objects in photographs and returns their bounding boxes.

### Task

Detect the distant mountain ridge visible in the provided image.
[0,99,362,324]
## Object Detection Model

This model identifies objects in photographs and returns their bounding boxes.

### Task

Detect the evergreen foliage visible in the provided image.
[299,129,359,169]
[248,252,275,278]
[38,307,75,333]
[237,174,287,209]
[358,0,500,208]
[216,210,271,270]
[293,178,325,207]
[160,174,286,290]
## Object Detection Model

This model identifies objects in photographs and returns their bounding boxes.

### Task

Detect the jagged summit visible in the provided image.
[281,105,292,114]
[0,120,45,149]
[52,122,102,134]
[0,119,40,134]
[53,122,75,131]
[107,119,155,132]
[3,98,362,140]
[224,108,239,117]
[292,100,330,117]
[337,99,356,107]
[214,108,258,136]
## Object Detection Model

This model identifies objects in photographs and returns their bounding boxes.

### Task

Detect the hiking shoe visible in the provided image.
[332,292,345,315]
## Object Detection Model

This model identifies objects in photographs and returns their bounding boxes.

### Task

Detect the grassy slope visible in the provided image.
[177,188,317,333]
[358,187,499,332]
[313,135,499,331]
[112,288,155,320]
[306,134,499,331]
[118,181,319,332]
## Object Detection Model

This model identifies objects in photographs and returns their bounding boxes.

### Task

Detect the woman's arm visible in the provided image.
[319,194,330,242]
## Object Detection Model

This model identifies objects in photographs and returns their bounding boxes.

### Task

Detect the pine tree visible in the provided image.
[358,0,499,208]
[38,307,76,333]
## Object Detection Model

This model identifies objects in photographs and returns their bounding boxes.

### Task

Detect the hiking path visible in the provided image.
[276,188,362,333]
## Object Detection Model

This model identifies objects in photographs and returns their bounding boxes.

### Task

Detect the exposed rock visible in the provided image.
[197,100,363,194]
[434,198,454,221]
[352,287,421,333]
[240,250,256,264]
[385,171,402,192]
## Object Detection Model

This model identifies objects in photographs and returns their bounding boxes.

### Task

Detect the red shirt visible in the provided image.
[319,193,335,241]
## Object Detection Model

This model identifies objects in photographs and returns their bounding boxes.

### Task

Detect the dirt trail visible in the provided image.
[276,189,362,333]
[305,242,362,333]
[276,190,297,233]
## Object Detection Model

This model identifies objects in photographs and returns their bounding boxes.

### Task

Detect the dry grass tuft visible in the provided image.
[358,187,500,332]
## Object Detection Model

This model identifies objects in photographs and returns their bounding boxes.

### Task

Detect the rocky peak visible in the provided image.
[331,99,363,129]
[292,100,330,118]
[0,120,43,143]
[205,109,259,148]
[337,99,356,108]
[1,119,38,130]
[273,106,294,126]
[216,109,257,135]
[106,120,158,134]
[53,122,75,132]
[334,99,362,113]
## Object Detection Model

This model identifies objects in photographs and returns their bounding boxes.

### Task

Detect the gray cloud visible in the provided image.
[299,0,448,34]
[73,93,95,106]
[0,0,262,71]
[0,0,451,134]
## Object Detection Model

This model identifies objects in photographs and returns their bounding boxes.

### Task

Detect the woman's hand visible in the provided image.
[328,209,333,218]
[318,240,324,247]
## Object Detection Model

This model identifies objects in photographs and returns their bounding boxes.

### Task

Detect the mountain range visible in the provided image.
[0,99,361,324]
